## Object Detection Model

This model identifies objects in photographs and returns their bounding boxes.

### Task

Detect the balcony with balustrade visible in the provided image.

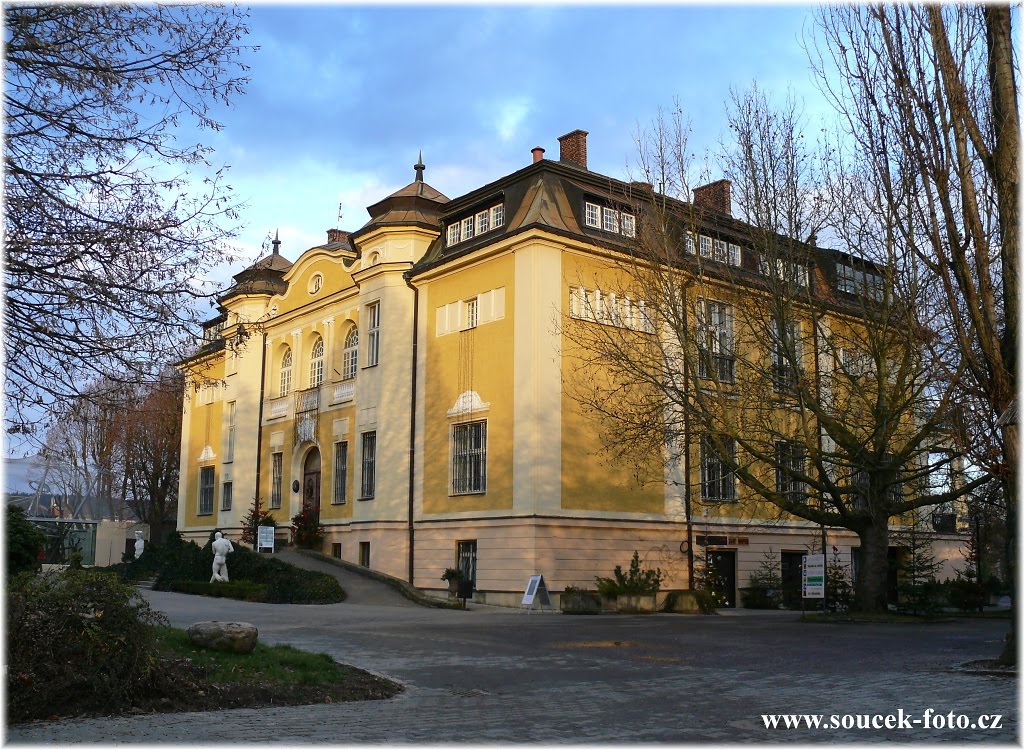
[294,386,320,443]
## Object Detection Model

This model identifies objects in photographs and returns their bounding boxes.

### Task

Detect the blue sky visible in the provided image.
[5,3,832,459]
[205,4,826,282]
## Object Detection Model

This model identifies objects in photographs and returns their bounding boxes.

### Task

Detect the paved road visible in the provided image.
[7,583,1017,743]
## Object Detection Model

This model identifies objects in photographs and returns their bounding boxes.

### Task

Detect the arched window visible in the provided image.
[279,347,293,396]
[310,335,324,387]
[342,327,358,380]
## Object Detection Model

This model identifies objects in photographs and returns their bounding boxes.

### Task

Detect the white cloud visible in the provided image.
[492,97,532,144]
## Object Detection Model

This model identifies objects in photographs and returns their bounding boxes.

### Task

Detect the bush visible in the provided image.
[151,535,210,589]
[115,537,346,604]
[169,580,269,601]
[6,569,176,722]
[948,578,987,612]
[560,586,602,614]
[663,589,719,614]
[264,569,345,604]
[740,573,783,609]
[740,550,783,609]
[595,551,664,597]
[291,509,324,550]
[6,505,44,576]
[240,496,277,546]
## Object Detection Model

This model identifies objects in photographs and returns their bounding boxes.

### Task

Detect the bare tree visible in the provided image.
[3,4,251,436]
[121,372,183,543]
[41,380,128,520]
[563,90,985,612]
[809,2,1017,658]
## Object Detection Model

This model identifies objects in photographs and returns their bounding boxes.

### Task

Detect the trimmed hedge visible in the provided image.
[121,537,345,604]
[168,580,269,601]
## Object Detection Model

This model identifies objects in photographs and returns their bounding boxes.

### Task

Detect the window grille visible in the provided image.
[451,421,487,494]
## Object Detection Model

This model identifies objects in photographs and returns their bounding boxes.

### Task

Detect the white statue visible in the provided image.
[134,530,145,560]
[210,532,234,583]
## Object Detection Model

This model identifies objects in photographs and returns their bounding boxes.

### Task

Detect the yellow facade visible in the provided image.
[177,130,965,606]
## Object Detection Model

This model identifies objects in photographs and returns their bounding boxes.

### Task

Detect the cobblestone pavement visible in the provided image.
[7,589,1017,744]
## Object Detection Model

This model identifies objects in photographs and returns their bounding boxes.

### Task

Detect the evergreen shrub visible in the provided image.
[6,569,177,722]
[595,551,664,597]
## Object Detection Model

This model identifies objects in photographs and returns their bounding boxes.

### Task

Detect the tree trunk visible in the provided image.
[998,424,1017,666]
[852,521,890,613]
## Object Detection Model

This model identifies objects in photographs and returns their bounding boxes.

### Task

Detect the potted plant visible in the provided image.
[441,567,465,595]
[560,585,602,614]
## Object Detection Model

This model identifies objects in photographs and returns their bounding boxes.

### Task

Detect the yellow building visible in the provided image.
[177,130,966,607]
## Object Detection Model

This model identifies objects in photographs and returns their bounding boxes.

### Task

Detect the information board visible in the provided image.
[257,525,275,553]
[802,554,825,599]
[521,574,551,609]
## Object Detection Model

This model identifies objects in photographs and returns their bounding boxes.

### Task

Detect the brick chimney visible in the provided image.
[531,146,545,163]
[557,129,588,169]
[326,228,349,244]
[692,179,731,216]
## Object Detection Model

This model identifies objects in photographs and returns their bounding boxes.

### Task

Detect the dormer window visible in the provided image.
[836,261,883,300]
[761,257,809,288]
[695,234,741,266]
[584,201,636,238]
[447,203,504,247]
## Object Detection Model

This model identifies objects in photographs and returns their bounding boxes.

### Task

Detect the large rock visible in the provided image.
[187,621,259,654]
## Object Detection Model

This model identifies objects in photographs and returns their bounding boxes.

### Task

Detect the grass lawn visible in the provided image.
[73,626,405,720]
[144,625,402,714]
[153,626,363,685]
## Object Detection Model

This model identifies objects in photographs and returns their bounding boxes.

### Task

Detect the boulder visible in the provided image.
[187,621,259,654]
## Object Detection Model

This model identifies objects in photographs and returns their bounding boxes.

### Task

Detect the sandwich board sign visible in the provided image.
[257,525,275,554]
[802,554,825,599]
[521,574,551,612]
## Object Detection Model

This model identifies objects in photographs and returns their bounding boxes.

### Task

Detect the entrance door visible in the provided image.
[707,549,737,608]
[780,551,804,609]
[457,540,477,596]
[303,448,321,524]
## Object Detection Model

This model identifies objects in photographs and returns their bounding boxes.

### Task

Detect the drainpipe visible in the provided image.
[811,312,827,609]
[404,272,419,585]
[681,279,695,589]
[253,331,268,548]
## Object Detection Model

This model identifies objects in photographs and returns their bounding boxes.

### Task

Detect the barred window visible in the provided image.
[333,441,348,504]
[696,299,735,382]
[451,421,487,494]
[271,452,283,509]
[221,480,233,511]
[360,431,376,499]
[701,436,736,502]
[775,441,805,503]
[772,318,801,394]
[199,467,215,515]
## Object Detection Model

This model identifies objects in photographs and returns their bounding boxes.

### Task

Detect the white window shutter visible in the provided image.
[478,292,492,325]
[493,287,505,320]
[436,306,448,337]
